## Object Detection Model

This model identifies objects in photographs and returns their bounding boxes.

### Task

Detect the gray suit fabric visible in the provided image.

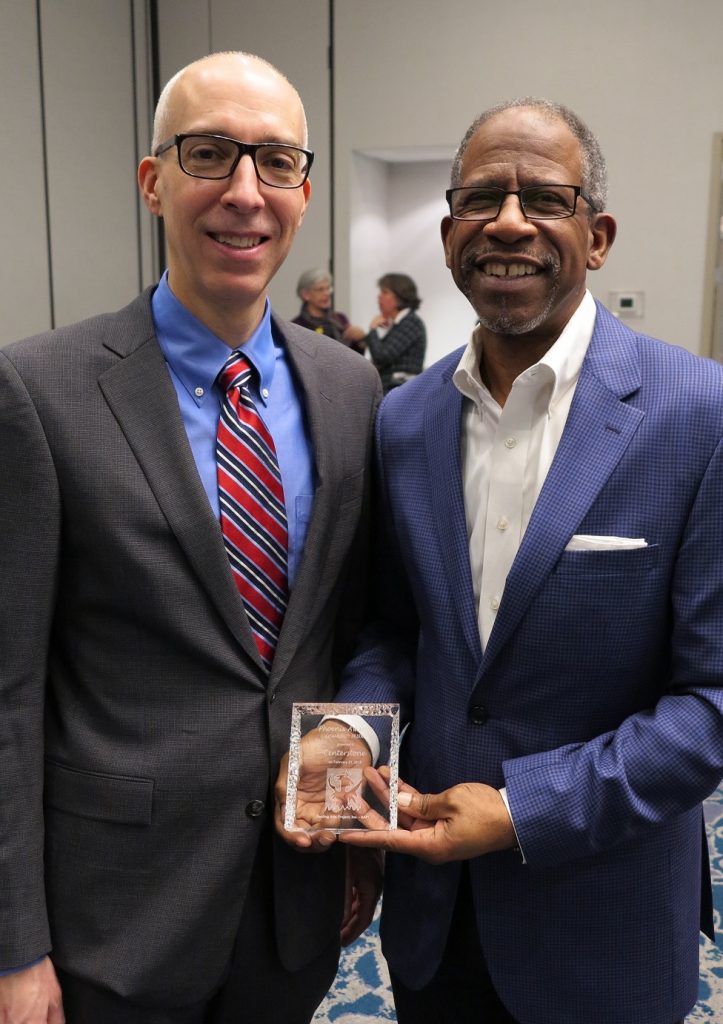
[0,288,381,1008]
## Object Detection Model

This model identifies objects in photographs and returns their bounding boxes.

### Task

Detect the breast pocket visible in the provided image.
[553,543,660,578]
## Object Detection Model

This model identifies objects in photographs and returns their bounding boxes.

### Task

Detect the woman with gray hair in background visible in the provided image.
[364,273,427,394]
[292,268,366,352]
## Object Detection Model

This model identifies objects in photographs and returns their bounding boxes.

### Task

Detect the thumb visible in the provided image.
[397,789,443,821]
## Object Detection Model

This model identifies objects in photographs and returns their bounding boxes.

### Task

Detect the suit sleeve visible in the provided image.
[503,436,723,867]
[0,352,58,965]
[336,400,420,718]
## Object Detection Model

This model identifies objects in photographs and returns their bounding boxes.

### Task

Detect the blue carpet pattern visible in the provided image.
[314,783,723,1022]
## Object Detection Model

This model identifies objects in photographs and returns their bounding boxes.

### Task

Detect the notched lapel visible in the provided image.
[98,333,264,674]
[425,374,482,665]
[483,366,645,671]
[269,325,350,682]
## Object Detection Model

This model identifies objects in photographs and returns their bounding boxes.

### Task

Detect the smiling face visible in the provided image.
[138,54,310,342]
[441,107,615,359]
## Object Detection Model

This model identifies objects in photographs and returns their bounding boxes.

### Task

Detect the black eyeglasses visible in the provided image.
[446,184,595,222]
[154,133,314,189]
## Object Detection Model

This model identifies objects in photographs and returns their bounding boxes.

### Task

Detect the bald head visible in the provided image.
[151,51,308,153]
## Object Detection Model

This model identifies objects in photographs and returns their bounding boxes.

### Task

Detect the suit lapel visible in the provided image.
[482,307,645,672]
[268,321,347,682]
[98,296,263,674]
[425,370,483,664]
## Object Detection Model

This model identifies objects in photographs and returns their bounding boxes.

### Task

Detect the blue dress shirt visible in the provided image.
[152,273,316,587]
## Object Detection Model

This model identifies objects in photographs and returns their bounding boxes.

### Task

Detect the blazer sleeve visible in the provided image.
[503,435,723,868]
[0,351,58,966]
[336,401,420,716]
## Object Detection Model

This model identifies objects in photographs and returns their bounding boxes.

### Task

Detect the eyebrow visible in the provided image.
[181,127,304,147]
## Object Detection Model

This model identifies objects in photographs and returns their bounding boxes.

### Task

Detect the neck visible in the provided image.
[167,277,266,348]
[478,331,554,406]
[305,302,325,319]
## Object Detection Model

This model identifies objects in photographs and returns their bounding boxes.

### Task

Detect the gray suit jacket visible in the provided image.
[0,289,382,1005]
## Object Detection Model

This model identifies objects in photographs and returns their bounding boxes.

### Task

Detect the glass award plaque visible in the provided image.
[284,702,400,834]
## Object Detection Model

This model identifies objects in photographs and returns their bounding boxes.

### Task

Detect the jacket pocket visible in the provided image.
[45,760,154,825]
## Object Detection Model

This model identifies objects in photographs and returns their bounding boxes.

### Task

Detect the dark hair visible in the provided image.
[450,97,608,213]
[377,273,421,312]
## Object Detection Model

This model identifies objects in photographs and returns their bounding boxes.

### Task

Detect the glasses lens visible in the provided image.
[255,145,309,187]
[450,187,504,220]
[520,185,577,219]
[179,136,237,179]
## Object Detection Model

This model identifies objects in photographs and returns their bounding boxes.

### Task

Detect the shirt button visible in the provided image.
[496,517,509,531]
[246,800,266,818]
[469,704,489,725]
[194,386,204,397]
[261,387,269,399]
[505,436,518,449]
[491,595,501,610]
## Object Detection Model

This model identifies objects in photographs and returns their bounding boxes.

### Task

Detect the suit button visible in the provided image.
[469,704,489,725]
[246,800,266,818]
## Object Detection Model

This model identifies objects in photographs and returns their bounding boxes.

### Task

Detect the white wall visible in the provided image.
[334,0,723,358]
[4,0,722,358]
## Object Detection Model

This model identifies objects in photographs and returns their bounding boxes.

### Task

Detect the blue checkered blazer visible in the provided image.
[339,302,723,1023]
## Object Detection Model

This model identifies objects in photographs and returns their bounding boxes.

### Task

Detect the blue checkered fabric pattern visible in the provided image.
[338,302,723,1024]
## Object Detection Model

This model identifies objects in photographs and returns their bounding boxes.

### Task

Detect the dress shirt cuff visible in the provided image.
[499,787,526,863]
[320,715,381,764]
[0,956,47,976]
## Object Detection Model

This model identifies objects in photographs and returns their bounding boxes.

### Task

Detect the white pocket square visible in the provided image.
[565,535,648,551]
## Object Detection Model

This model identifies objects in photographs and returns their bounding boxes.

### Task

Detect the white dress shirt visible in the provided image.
[453,291,597,651]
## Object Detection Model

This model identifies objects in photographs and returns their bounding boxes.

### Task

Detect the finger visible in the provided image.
[339,823,440,859]
[370,766,421,829]
[397,788,444,822]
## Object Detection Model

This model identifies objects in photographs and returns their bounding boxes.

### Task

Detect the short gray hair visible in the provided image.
[450,97,608,213]
[151,51,308,153]
[296,268,331,298]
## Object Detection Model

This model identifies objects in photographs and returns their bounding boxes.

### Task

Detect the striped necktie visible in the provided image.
[216,351,288,671]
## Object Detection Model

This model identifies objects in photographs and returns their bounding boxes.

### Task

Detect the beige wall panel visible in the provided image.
[40,0,142,327]
[0,0,52,345]
[335,0,723,356]
[210,0,331,321]
[156,0,211,86]
[153,0,329,321]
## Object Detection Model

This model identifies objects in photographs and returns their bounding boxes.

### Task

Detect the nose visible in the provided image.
[220,154,265,210]
[483,193,537,243]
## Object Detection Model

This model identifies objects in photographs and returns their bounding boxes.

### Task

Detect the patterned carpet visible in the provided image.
[314,784,723,1022]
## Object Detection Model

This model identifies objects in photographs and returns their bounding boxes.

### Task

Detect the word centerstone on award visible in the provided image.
[284,702,400,834]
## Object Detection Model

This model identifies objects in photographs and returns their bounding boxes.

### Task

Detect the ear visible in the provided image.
[138,156,162,217]
[440,215,454,269]
[587,212,617,271]
[297,178,312,226]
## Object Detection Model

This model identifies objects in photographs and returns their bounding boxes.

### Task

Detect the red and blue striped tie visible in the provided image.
[216,352,288,671]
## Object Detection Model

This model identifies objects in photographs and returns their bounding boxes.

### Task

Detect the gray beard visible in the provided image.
[461,252,559,336]
[475,291,557,336]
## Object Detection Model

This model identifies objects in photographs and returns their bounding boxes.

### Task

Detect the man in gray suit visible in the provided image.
[0,51,382,1024]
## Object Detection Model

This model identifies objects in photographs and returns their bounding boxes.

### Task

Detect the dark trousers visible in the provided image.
[390,863,517,1024]
[55,833,339,1024]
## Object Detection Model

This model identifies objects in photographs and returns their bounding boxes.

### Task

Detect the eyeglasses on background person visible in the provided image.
[154,132,314,188]
[445,184,595,222]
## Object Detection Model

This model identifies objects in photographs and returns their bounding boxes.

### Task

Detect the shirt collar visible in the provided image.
[453,289,597,413]
[151,272,277,407]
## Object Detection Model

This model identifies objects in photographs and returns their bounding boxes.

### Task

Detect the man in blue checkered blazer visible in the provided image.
[331,99,723,1023]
